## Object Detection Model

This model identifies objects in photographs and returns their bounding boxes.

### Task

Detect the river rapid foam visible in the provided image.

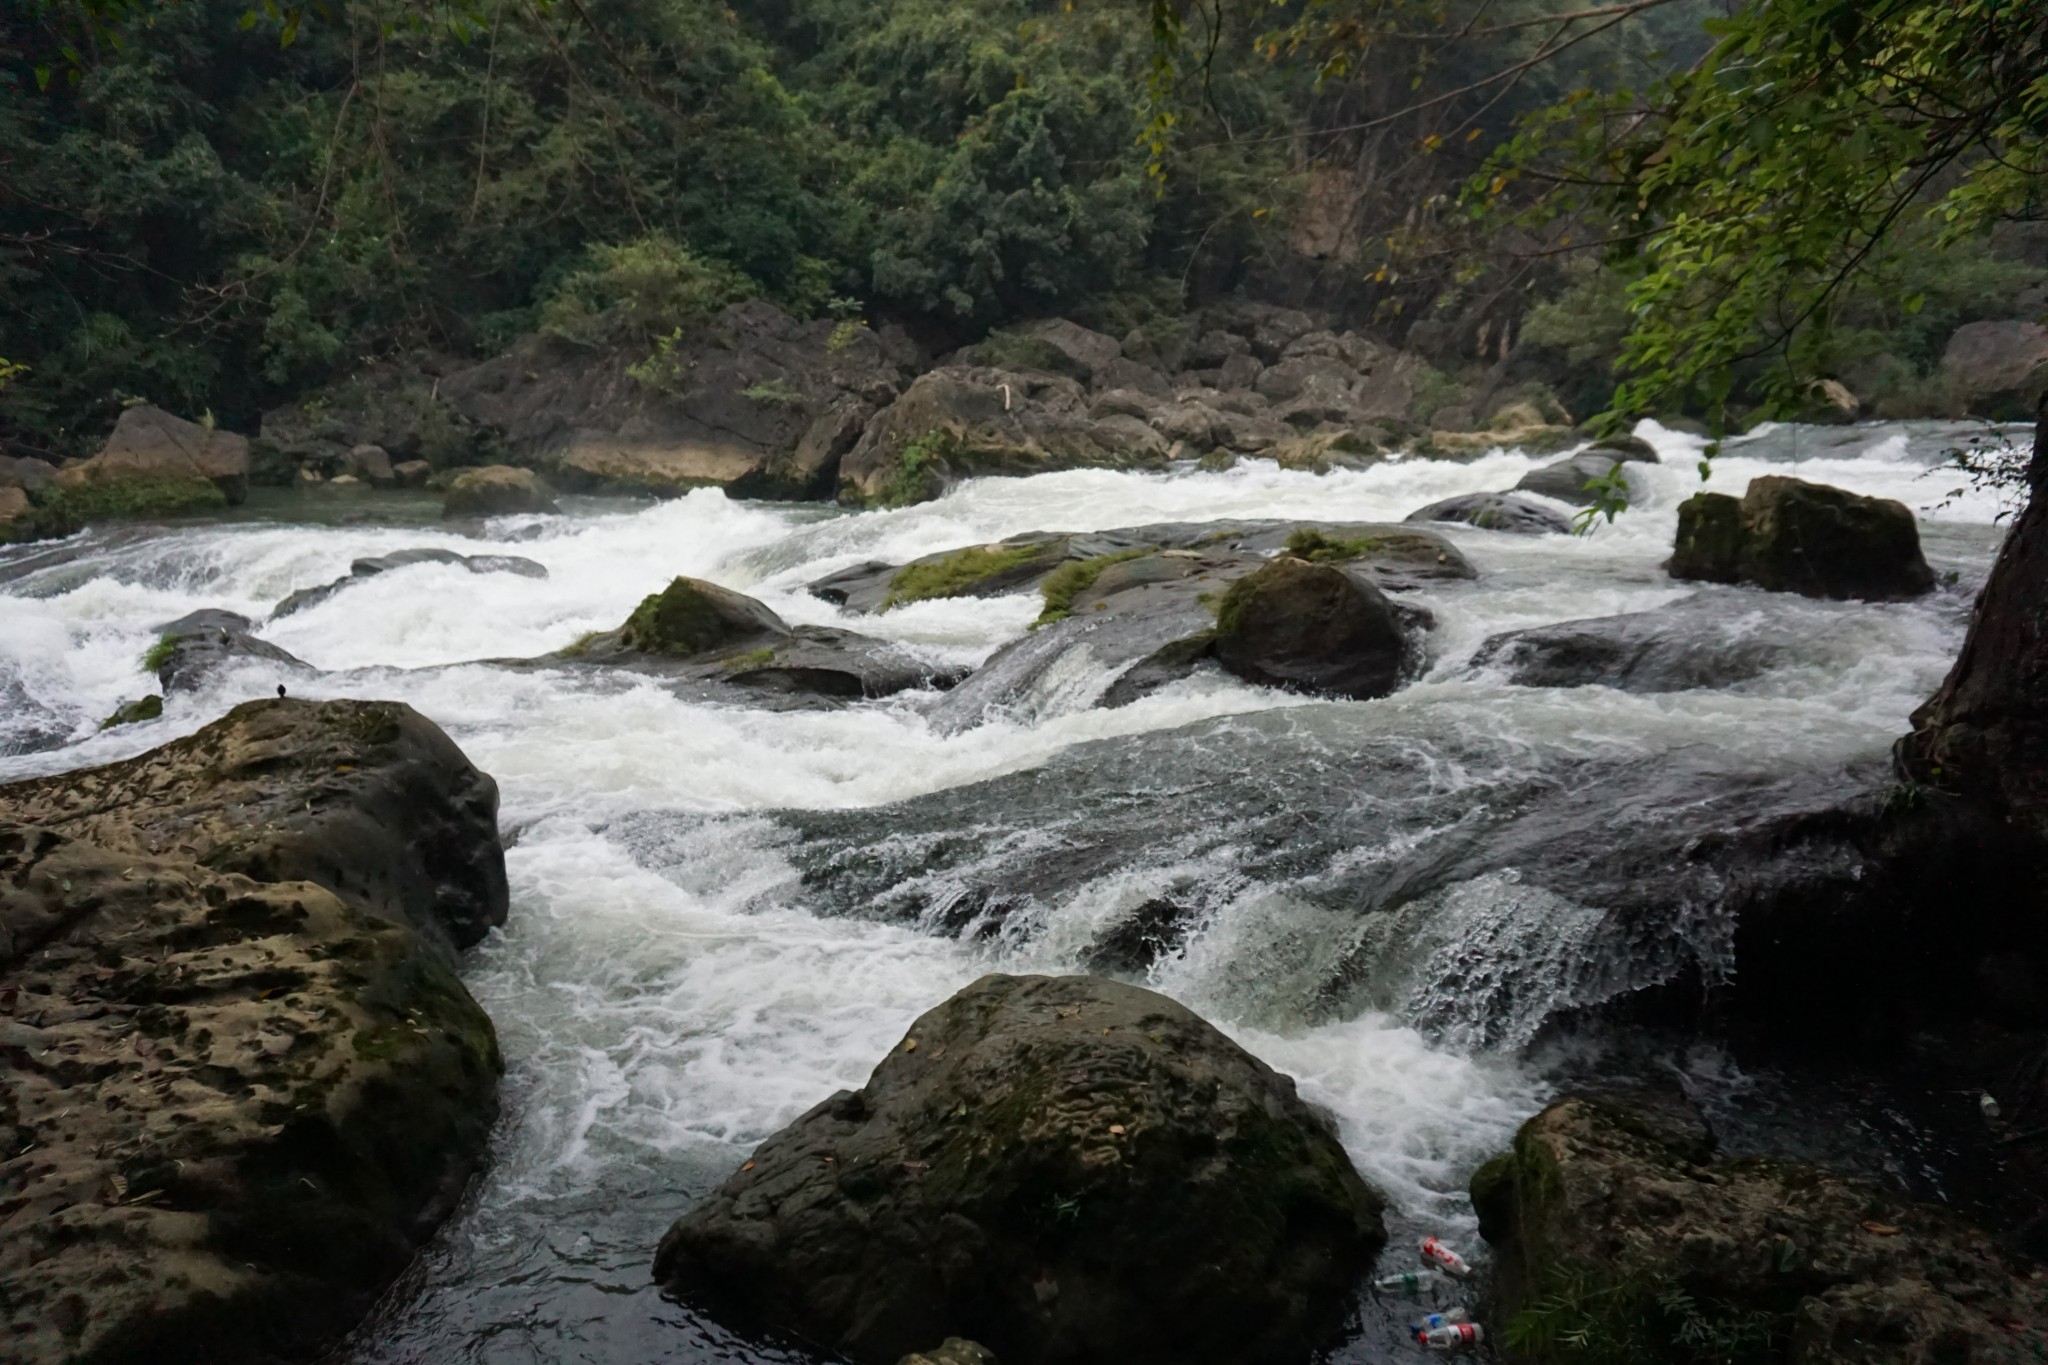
[0,420,2013,1362]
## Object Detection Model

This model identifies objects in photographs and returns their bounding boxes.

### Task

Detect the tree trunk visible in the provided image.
[1897,395,2048,836]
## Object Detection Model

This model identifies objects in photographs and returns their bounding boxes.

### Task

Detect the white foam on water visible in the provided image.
[0,422,2015,1359]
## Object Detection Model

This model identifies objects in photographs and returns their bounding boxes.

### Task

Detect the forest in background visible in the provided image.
[2,0,2043,459]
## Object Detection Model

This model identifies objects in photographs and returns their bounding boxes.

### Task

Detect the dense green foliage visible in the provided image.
[0,0,1295,456]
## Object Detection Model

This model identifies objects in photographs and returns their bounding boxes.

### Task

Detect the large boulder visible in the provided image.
[26,406,250,536]
[1405,491,1570,535]
[441,464,558,518]
[1211,556,1412,699]
[0,484,31,543]
[1471,1095,2042,1364]
[655,973,1387,1365]
[0,697,509,957]
[559,576,958,703]
[1938,320,2048,419]
[1514,449,1634,505]
[0,699,507,1365]
[1671,477,1935,600]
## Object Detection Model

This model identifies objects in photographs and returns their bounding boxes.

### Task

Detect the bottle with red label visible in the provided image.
[1419,1236,1473,1278]
[1408,1308,1470,1342]
[1419,1322,1485,1350]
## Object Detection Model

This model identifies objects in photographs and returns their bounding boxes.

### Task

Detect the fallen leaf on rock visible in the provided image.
[1109,1125,1127,1136]
[1862,1222,1902,1236]
[904,1039,917,1052]
[740,1160,755,1172]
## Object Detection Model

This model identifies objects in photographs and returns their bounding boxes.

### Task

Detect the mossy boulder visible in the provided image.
[99,694,163,728]
[1475,1095,2043,1365]
[655,973,1387,1365]
[440,464,558,518]
[618,576,790,656]
[1671,477,1935,601]
[148,608,313,694]
[0,697,508,958]
[884,538,1072,610]
[0,698,507,1365]
[1211,556,1411,699]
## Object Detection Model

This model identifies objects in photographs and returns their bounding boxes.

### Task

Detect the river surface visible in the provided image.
[0,420,2018,1362]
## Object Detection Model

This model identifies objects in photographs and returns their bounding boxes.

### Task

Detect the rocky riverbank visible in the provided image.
[0,699,507,1365]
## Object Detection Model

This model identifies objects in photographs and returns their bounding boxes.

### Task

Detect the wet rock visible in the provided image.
[559,576,959,704]
[441,465,558,518]
[392,458,432,488]
[1670,476,1935,600]
[865,537,1077,612]
[1406,491,1570,535]
[0,817,501,1365]
[1471,1094,2043,1364]
[1211,557,1410,699]
[98,694,163,729]
[0,698,509,957]
[149,609,314,694]
[1470,594,1859,693]
[273,548,548,618]
[1514,450,1632,505]
[1078,897,1197,974]
[654,973,1387,1365]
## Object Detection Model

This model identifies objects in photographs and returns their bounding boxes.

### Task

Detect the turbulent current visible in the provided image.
[0,420,2015,1363]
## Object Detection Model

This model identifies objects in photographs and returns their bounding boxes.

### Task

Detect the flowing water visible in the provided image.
[0,420,2017,1362]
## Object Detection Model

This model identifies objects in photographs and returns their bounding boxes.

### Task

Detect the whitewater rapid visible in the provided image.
[0,419,2012,1362]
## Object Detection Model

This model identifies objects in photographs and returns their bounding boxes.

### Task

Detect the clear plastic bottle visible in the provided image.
[1408,1307,1471,1340]
[1419,1236,1474,1278]
[1419,1322,1485,1350]
[1371,1269,1446,1295]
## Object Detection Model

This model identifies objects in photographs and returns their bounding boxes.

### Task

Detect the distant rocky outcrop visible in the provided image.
[655,973,1386,1365]
[1671,476,1935,600]
[437,302,916,500]
[1472,1094,2044,1364]
[0,699,507,1365]
[441,464,558,518]
[1938,319,2048,419]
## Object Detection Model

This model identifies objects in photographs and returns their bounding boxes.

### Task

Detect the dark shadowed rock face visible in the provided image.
[1671,476,1935,601]
[1471,1095,2044,1365]
[0,698,508,958]
[1212,557,1410,699]
[0,699,507,1365]
[654,973,1387,1365]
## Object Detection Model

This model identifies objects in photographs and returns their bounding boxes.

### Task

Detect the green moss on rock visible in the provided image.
[883,542,1059,610]
[619,576,788,657]
[1034,548,1150,626]
[1283,527,1387,563]
[100,695,164,729]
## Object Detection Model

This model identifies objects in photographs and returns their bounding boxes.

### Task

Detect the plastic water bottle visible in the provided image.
[1371,1269,1446,1295]
[1420,1322,1485,1350]
[1419,1236,1473,1278]
[1409,1308,1470,1336]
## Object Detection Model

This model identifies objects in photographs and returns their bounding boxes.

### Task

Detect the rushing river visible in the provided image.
[0,419,2017,1362]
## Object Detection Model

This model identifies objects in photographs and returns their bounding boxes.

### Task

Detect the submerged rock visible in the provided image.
[1671,476,1935,600]
[274,548,548,617]
[441,464,558,518]
[1212,557,1410,699]
[1405,491,1571,535]
[655,973,1386,1365]
[1471,1095,2044,1364]
[0,700,507,1365]
[1470,593,1863,693]
[0,697,509,957]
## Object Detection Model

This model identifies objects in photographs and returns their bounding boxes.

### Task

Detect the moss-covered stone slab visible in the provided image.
[656,973,1387,1365]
